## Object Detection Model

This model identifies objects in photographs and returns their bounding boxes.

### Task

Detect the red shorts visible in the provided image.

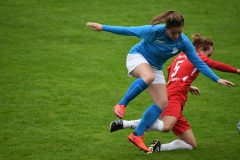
[161,95,191,136]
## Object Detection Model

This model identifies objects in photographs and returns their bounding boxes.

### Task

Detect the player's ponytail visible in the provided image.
[150,10,184,28]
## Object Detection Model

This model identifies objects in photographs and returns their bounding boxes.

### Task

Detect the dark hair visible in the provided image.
[150,10,184,28]
[192,32,214,51]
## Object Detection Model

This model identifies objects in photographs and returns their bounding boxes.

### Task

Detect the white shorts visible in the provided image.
[126,54,166,84]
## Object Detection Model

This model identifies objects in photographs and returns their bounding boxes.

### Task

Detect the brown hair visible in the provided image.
[150,10,184,28]
[192,33,214,52]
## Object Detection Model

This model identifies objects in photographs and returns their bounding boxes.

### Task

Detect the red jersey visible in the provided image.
[166,52,237,103]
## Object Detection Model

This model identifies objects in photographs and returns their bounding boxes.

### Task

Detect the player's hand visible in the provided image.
[236,69,240,75]
[86,22,102,31]
[217,79,235,87]
[189,86,200,95]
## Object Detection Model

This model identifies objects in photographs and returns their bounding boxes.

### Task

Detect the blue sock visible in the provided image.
[119,78,148,107]
[134,104,162,136]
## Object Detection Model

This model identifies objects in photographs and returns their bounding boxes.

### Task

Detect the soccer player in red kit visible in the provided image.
[109,33,240,153]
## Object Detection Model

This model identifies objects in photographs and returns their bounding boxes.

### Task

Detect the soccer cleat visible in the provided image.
[109,119,123,132]
[113,104,126,119]
[148,139,161,154]
[128,132,149,152]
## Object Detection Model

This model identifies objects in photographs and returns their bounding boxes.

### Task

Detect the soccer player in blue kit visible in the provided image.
[86,10,234,152]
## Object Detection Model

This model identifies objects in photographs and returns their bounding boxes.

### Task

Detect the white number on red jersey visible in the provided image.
[171,60,184,77]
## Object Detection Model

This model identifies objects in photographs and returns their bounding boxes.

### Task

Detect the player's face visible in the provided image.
[202,46,214,57]
[201,46,214,57]
[166,26,183,40]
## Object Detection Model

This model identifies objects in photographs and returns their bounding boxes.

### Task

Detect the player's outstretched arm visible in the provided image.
[205,58,239,76]
[189,86,201,95]
[86,22,103,31]
[217,79,235,87]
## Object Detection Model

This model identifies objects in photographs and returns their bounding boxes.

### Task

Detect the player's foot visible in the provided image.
[128,132,149,152]
[113,104,125,119]
[109,119,123,132]
[148,139,161,154]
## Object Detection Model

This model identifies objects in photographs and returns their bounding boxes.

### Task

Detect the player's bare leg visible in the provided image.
[177,128,197,149]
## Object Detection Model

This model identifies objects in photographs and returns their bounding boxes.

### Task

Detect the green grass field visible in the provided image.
[1,0,240,159]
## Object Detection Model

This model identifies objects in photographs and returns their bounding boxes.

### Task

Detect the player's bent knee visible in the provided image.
[142,74,155,84]
[161,101,168,109]
[155,99,168,109]
[157,101,168,110]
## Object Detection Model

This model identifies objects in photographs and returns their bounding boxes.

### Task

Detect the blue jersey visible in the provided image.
[102,24,219,82]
